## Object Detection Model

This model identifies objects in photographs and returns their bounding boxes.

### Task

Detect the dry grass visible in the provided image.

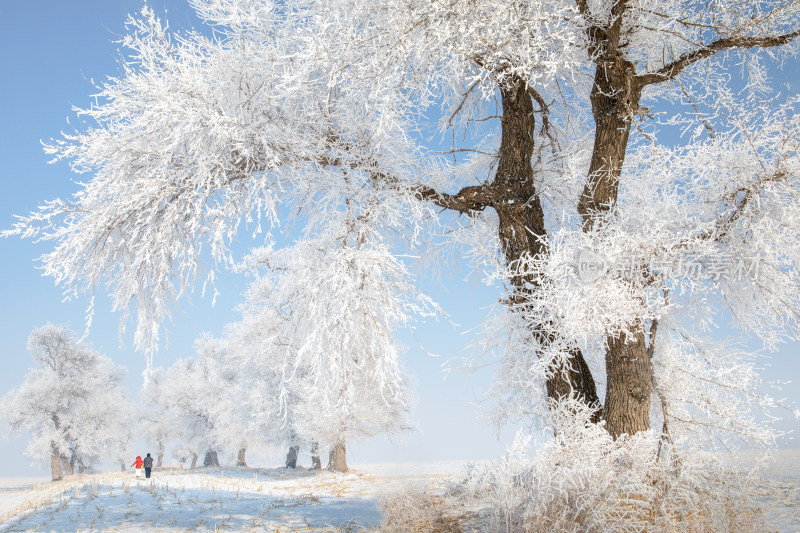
[375,489,483,533]
[371,462,785,533]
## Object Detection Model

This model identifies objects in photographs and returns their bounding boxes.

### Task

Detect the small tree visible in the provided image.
[161,334,253,467]
[223,308,302,465]
[239,239,424,471]
[139,367,173,467]
[161,357,216,467]
[0,324,131,481]
[193,333,256,466]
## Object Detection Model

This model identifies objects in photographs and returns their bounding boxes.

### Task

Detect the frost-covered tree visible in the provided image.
[232,239,423,471]
[139,367,173,467]
[223,305,306,467]
[161,334,251,468]
[0,325,132,481]
[6,0,799,448]
[193,333,256,466]
[161,357,211,468]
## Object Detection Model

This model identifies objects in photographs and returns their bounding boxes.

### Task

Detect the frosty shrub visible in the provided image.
[379,442,767,531]
[378,399,769,532]
[376,489,481,532]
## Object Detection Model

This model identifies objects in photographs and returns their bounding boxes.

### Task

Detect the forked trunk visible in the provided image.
[203,450,220,467]
[236,448,247,467]
[327,443,347,473]
[50,442,63,482]
[285,445,299,468]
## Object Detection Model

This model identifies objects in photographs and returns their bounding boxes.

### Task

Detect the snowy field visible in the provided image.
[726,449,800,532]
[0,453,798,532]
[0,461,468,532]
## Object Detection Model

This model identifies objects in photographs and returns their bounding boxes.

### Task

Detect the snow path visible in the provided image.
[0,463,465,532]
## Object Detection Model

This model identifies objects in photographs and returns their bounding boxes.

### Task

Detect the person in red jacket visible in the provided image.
[131,455,144,477]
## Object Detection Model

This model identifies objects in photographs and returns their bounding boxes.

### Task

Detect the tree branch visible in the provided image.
[574,0,608,60]
[412,183,494,213]
[637,30,800,87]
[526,86,551,139]
[607,0,631,57]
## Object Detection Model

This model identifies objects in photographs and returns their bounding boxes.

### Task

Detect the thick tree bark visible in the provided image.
[236,448,247,467]
[60,454,73,476]
[577,59,640,232]
[310,442,322,470]
[574,8,656,437]
[285,445,299,468]
[413,78,602,419]
[327,442,347,473]
[493,80,602,418]
[604,328,653,438]
[50,442,63,482]
[203,450,220,467]
[190,453,198,469]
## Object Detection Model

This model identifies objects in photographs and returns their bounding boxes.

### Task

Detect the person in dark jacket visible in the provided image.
[143,453,154,478]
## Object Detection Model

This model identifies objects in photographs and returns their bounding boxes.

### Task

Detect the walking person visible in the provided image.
[143,452,154,479]
[131,455,144,478]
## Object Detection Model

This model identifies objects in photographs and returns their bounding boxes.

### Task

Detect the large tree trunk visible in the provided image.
[577,33,654,437]
[285,445,299,468]
[236,448,247,467]
[50,442,63,482]
[190,453,198,469]
[327,443,347,473]
[577,59,640,232]
[494,79,602,418]
[604,328,653,438]
[203,450,220,467]
[157,442,165,467]
[418,78,601,419]
[60,454,73,476]
[310,442,322,470]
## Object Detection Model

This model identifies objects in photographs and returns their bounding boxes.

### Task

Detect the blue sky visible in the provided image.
[1,1,798,478]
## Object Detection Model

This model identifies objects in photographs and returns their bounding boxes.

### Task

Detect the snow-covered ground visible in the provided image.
[0,454,797,532]
[726,449,800,532]
[0,461,470,532]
